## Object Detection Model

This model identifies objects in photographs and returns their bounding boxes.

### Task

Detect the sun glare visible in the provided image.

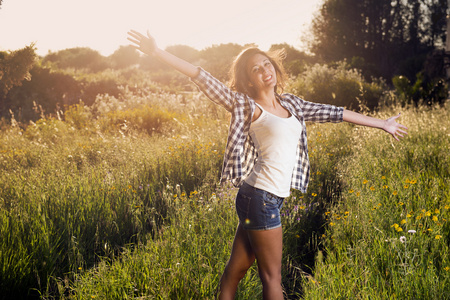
[0,0,320,55]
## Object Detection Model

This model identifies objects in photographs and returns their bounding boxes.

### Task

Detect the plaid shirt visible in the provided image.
[191,68,344,193]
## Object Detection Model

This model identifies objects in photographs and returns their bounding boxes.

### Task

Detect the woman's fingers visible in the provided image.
[129,30,145,39]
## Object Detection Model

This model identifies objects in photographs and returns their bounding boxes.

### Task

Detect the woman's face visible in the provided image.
[246,53,277,92]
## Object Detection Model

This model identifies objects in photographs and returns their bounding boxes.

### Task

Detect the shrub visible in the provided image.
[287,62,386,110]
[99,105,179,135]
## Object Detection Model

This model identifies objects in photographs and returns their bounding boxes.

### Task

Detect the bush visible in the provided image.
[100,105,179,135]
[287,62,386,110]
[42,47,109,72]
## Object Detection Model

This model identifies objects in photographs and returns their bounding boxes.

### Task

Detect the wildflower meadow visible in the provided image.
[0,83,449,299]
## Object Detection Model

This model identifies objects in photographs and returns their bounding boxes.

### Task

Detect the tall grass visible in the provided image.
[0,91,227,299]
[301,104,450,299]
[0,86,448,299]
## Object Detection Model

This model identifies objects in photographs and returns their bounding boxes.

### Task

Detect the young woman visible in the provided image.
[127,30,408,300]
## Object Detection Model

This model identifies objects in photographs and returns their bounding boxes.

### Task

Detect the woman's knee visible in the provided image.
[223,262,250,282]
[258,268,282,286]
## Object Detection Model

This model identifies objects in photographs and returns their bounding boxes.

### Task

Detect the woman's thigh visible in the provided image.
[247,226,283,286]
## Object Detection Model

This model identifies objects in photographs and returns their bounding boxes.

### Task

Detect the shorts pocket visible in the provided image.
[263,193,281,207]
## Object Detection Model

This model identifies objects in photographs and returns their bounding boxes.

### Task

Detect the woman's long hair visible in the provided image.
[229,47,287,98]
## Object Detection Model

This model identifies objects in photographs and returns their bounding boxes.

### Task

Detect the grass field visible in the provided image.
[0,90,449,299]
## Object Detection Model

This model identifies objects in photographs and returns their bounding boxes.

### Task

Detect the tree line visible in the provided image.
[310,0,448,90]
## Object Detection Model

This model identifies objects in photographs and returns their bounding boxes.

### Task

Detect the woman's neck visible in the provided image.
[254,90,277,108]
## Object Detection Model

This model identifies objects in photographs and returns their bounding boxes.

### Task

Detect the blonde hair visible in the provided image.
[229,47,287,98]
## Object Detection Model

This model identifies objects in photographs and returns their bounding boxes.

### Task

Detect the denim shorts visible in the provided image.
[235,182,285,231]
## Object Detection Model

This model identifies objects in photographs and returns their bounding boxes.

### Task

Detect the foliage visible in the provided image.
[309,0,448,81]
[42,48,109,73]
[301,104,450,299]
[0,91,227,299]
[270,43,316,76]
[287,62,386,110]
[199,43,245,82]
[3,65,81,121]
[108,46,140,69]
[0,45,36,98]
[1,91,448,299]
[393,72,448,106]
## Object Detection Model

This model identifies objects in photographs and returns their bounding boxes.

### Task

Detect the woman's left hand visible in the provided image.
[383,113,408,141]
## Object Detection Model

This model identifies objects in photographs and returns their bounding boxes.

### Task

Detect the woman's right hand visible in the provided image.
[127,30,158,55]
[126,29,200,78]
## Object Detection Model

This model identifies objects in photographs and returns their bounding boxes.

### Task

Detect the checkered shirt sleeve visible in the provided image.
[191,68,257,186]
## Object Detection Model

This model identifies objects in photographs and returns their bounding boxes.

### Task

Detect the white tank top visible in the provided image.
[245,102,302,197]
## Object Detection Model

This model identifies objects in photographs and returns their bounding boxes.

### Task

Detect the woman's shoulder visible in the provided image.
[279,93,305,105]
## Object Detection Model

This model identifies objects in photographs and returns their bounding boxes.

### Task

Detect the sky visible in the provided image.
[0,0,322,56]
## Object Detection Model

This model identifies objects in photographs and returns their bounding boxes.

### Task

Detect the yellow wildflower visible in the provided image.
[400,219,407,225]
[432,216,438,222]
[435,209,440,214]
[435,235,442,240]
[348,189,354,193]
[381,176,386,180]
[370,186,375,191]
[393,191,398,196]
[363,180,368,184]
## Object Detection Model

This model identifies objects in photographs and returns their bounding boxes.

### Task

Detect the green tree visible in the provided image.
[42,47,109,72]
[0,45,36,98]
[269,43,315,76]
[309,0,448,80]
[200,43,244,81]
[109,45,140,69]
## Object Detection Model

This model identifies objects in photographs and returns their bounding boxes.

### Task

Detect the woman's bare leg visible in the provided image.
[247,226,283,300]
[217,224,283,300]
[218,223,255,299]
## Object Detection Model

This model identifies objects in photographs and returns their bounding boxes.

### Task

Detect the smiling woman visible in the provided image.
[127,25,407,299]
[0,0,320,55]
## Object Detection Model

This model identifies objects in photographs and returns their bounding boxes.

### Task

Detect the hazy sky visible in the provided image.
[0,0,322,56]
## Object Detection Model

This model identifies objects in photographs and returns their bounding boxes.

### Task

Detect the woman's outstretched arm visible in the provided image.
[127,30,200,78]
[343,109,408,141]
